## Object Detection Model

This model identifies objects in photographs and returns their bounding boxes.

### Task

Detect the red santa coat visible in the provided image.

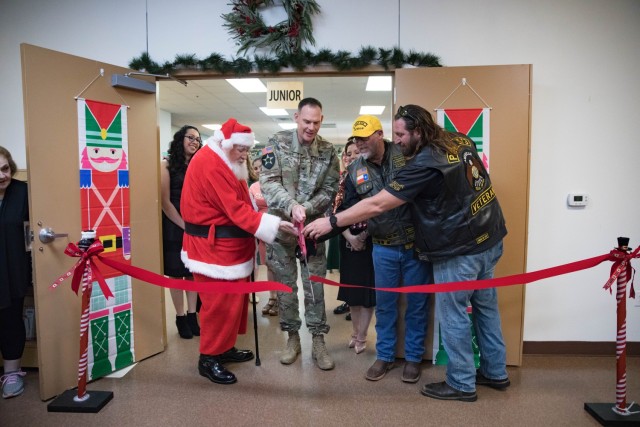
[180,143,280,280]
[181,142,280,356]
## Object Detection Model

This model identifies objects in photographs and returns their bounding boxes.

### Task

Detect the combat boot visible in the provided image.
[312,334,335,370]
[279,331,301,365]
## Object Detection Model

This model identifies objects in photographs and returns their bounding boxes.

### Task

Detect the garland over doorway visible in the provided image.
[128,1,441,75]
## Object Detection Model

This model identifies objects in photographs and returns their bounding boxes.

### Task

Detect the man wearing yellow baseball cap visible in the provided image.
[335,114,432,383]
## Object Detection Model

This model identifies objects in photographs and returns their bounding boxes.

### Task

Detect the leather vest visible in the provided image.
[348,141,415,245]
[406,134,507,261]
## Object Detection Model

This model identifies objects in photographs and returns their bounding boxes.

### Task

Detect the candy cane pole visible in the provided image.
[75,264,92,401]
[612,237,630,415]
[74,230,96,402]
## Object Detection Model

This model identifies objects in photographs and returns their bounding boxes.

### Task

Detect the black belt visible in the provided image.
[372,238,414,249]
[184,222,251,239]
[101,236,122,250]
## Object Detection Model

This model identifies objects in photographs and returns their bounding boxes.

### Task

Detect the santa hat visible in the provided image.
[211,118,255,149]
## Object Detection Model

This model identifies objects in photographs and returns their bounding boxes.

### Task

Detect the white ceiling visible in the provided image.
[158,75,394,148]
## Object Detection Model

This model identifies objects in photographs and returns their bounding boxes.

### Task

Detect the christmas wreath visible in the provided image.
[221,0,321,55]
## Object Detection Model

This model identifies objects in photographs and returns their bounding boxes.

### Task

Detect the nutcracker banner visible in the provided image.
[436,108,491,171]
[77,98,133,381]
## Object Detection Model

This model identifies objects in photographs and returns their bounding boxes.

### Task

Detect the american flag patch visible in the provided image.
[262,146,273,155]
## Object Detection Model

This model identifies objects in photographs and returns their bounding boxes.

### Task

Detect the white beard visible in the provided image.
[231,160,248,181]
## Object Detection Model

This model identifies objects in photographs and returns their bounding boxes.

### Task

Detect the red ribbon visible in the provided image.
[51,241,292,297]
[295,221,306,259]
[50,241,114,299]
[97,255,291,293]
[311,249,639,297]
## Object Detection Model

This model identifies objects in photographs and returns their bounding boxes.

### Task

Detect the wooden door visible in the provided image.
[394,65,531,366]
[21,44,165,400]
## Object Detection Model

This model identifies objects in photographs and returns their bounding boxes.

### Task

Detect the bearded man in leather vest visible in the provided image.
[304,105,509,402]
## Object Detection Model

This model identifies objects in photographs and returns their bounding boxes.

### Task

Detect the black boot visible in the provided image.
[198,355,237,385]
[176,315,193,339]
[187,312,200,336]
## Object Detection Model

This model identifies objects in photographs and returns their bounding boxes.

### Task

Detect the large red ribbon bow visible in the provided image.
[603,246,639,298]
[50,241,114,299]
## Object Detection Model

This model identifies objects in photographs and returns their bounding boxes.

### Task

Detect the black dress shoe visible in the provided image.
[216,347,254,364]
[333,302,350,315]
[198,355,237,385]
[420,381,477,402]
[476,371,510,390]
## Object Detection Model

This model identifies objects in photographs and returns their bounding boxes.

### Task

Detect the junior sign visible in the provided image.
[266,81,303,109]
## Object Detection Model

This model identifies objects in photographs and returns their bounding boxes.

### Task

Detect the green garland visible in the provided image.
[129,2,441,75]
[128,46,442,75]
[221,0,321,55]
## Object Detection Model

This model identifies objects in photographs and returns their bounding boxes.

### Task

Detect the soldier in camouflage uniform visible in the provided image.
[260,98,340,370]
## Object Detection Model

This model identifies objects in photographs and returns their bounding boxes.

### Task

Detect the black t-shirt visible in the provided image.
[385,154,443,203]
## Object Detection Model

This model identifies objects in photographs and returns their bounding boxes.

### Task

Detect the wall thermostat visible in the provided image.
[567,193,588,207]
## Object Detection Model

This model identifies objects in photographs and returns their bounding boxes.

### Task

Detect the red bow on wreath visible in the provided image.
[50,241,114,299]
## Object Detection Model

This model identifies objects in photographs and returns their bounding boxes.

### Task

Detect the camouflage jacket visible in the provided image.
[260,130,340,227]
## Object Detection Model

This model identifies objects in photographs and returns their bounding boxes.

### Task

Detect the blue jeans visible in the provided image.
[372,244,431,363]
[433,241,507,392]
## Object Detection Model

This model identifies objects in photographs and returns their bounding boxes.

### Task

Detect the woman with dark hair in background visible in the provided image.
[0,146,30,398]
[161,125,202,339]
[333,139,376,354]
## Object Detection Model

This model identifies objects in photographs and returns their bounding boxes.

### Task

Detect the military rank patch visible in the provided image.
[356,167,369,185]
[261,146,276,170]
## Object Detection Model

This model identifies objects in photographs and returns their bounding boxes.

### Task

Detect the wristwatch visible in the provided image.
[329,214,339,230]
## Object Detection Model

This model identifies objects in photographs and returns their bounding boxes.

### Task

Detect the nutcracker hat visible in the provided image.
[212,118,255,149]
[351,115,383,138]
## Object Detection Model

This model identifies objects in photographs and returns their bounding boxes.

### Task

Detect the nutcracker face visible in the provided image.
[87,146,124,173]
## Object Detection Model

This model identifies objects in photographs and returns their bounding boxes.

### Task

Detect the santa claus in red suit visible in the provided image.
[180,118,296,385]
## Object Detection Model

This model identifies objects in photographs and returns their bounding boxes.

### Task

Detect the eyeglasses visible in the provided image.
[185,135,202,144]
[396,105,417,122]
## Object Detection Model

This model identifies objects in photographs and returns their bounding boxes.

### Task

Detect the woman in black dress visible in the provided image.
[334,140,375,354]
[0,146,30,398]
[161,125,202,339]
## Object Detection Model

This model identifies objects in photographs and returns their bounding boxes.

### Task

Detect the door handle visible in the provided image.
[38,227,69,244]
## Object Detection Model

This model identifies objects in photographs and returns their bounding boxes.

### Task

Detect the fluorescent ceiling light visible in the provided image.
[278,123,297,130]
[226,78,267,93]
[366,76,392,91]
[202,124,221,131]
[259,107,288,116]
[359,106,386,115]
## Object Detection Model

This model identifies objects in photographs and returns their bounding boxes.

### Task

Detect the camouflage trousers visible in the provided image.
[266,239,329,335]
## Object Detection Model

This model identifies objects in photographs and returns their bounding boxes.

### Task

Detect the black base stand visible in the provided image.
[584,402,640,426]
[47,389,113,413]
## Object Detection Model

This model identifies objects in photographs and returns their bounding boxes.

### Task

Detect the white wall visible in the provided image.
[2,0,639,342]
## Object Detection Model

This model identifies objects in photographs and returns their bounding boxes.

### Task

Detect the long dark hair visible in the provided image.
[394,104,457,156]
[167,125,200,175]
